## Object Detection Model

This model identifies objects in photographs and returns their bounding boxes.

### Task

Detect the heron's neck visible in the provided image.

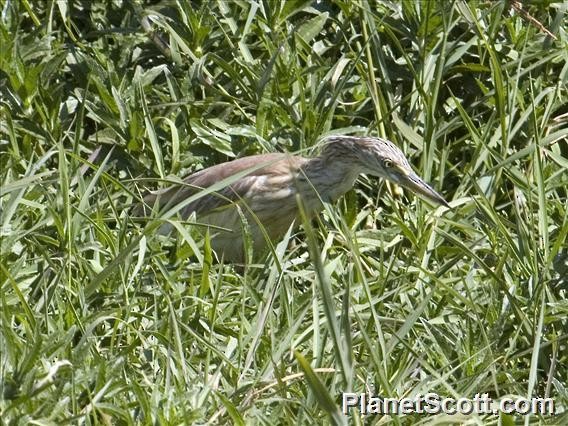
[301,155,362,203]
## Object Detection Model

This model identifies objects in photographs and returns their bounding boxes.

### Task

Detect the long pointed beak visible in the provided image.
[400,172,450,208]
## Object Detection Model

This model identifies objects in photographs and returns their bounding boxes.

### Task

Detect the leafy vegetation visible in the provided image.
[1,0,567,424]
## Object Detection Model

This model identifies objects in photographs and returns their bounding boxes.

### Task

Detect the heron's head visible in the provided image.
[322,136,450,207]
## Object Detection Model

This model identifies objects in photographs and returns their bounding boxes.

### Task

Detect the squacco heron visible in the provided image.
[139,136,449,262]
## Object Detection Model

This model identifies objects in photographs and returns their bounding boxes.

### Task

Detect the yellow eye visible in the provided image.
[383,159,393,168]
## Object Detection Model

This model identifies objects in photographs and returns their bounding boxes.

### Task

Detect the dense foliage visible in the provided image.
[1,1,567,424]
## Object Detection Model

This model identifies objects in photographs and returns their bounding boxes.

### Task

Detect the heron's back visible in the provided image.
[143,153,314,261]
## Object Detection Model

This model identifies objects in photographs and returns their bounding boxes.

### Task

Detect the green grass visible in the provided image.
[1,1,567,424]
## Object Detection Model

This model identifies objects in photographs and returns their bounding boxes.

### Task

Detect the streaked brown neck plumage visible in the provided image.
[299,139,364,206]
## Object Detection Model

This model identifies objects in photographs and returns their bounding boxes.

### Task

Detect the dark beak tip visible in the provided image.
[439,198,451,209]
